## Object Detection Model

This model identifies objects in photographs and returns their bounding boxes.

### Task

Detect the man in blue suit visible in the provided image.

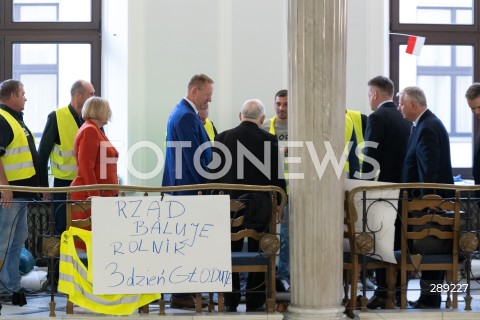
[398,86,454,309]
[162,74,213,193]
[162,74,214,309]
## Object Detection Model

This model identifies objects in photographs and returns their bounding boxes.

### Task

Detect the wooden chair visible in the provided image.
[216,193,279,313]
[343,191,396,318]
[397,191,460,309]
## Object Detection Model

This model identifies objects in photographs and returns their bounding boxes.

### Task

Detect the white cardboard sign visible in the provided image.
[91,195,232,294]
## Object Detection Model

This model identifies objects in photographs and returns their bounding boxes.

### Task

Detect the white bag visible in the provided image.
[20,267,48,291]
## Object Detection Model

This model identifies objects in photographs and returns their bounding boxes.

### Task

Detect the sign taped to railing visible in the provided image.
[345,179,399,264]
[91,195,232,294]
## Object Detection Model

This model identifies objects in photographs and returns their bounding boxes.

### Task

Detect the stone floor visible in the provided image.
[0,292,288,319]
[355,278,480,319]
[2,278,480,319]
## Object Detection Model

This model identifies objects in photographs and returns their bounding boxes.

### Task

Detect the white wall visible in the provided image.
[345,0,389,115]
[102,0,387,186]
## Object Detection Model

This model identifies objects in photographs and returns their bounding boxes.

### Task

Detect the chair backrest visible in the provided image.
[229,193,278,250]
[400,190,460,260]
[65,194,92,230]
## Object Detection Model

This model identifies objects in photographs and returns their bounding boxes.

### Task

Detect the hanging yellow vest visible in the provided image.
[204,118,216,141]
[50,107,78,180]
[0,109,35,181]
[58,227,161,315]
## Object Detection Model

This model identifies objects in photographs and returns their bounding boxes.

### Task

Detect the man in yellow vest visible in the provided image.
[198,105,218,141]
[262,89,290,292]
[38,80,95,235]
[0,79,40,303]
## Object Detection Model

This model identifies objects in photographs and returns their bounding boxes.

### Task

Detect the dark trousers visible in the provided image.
[53,178,72,235]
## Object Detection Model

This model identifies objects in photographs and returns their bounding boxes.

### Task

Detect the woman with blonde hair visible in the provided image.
[70,97,118,247]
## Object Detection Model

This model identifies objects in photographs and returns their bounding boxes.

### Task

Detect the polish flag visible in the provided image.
[406,36,425,56]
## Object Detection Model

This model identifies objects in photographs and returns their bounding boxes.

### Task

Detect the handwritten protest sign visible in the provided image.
[345,179,399,264]
[91,195,232,294]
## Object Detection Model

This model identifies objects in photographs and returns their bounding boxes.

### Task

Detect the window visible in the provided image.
[0,0,101,140]
[391,0,480,177]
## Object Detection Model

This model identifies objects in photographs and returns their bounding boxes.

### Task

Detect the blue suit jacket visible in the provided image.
[401,109,453,196]
[162,98,212,194]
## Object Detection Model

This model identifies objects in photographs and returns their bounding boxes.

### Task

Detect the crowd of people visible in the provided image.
[0,73,479,311]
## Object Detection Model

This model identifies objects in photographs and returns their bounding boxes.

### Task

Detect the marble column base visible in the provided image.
[284,305,346,319]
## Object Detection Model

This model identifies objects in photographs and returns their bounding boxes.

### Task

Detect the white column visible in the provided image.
[286,1,347,319]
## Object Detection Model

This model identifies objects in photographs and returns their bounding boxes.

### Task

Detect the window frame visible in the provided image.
[390,0,480,178]
[0,0,101,93]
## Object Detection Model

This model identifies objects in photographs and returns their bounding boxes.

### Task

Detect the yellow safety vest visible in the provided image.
[58,227,161,315]
[346,109,364,145]
[0,109,35,181]
[344,114,354,173]
[268,116,289,185]
[204,118,215,141]
[50,107,78,180]
[346,110,364,171]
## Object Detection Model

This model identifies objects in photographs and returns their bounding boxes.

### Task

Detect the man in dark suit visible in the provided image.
[398,86,454,309]
[363,76,411,309]
[362,76,411,182]
[213,99,286,312]
[465,83,480,190]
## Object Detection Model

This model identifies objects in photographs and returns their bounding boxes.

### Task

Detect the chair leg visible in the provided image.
[445,271,452,309]
[159,297,166,315]
[385,265,395,309]
[218,293,224,312]
[195,293,202,313]
[208,292,214,312]
[400,269,407,309]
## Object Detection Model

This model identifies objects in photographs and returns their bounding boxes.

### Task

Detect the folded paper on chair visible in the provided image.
[345,179,399,264]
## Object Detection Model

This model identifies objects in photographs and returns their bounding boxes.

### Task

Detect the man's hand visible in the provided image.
[1,190,13,208]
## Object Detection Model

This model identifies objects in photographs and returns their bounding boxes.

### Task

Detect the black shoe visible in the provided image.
[366,295,387,309]
[408,300,437,309]
[225,305,237,312]
[246,306,265,312]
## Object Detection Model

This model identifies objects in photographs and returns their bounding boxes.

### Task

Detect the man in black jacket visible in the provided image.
[213,98,286,312]
[362,76,411,310]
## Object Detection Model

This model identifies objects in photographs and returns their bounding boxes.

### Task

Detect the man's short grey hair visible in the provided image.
[398,86,427,107]
[241,99,265,120]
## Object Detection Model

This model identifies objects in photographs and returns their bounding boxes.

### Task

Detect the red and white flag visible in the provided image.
[405,35,425,56]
